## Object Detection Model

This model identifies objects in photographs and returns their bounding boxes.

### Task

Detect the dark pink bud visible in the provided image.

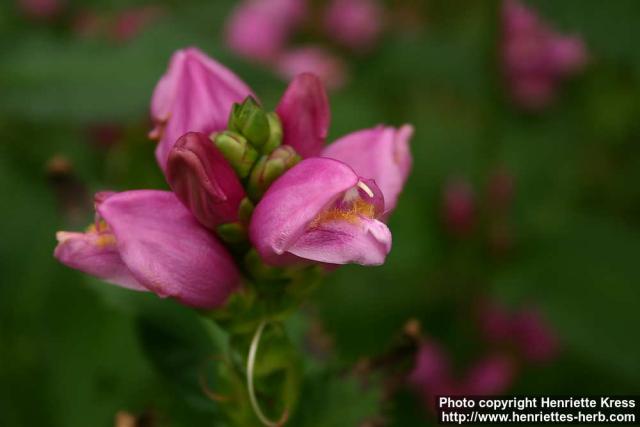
[442,179,475,236]
[167,132,245,230]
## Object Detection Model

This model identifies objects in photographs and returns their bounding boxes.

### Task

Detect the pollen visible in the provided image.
[95,233,117,248]
[309,199,376,228]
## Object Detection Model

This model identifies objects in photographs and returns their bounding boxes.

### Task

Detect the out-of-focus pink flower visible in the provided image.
[410,342,515,412]
[323,0,384,52]
[512,308,559,363]
[110,6,163,43]
[225,0,307,63]
[462,354,516,395]
[19,0,64,20]
[477,299,514,344]
[502,0,587,109]
[477,300,560,363]
[323,125,413,213]
[54,191,240,308]
[250,158,391,266]
[166,132,246,230]
[275,47,348,90]
[442,179,475,236]
[149,47,254,172]
[409,341,454,409]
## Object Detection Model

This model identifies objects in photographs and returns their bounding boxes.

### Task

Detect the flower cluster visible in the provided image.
[225,0,385,88]
[55,47,412,310]
[502,0,587,109]
[409,301,558,412]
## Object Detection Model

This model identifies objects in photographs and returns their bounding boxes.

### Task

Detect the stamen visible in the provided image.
[357,181,374,198]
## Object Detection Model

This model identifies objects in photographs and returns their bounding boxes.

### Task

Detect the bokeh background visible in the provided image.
[1,0,639,426]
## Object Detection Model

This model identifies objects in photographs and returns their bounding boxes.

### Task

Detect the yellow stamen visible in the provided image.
[309,199,376,228]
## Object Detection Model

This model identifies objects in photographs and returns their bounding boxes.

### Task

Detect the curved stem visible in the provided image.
[246,320,289,427]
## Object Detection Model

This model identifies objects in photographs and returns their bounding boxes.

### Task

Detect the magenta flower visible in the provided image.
[55,191,239,308]
[461,354,515,395]
[502,0,587,109]
[512,308,559,363]
[477,300,560,363]
[150,47,254,172]
[56,47,410,307]
[19,0,64,21]
[250,158,391,266]
[323,0,384,52]
[225,0,306,63]
[250,73,412,266]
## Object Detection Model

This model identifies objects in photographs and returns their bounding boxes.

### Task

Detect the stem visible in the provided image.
[246,319,289,427]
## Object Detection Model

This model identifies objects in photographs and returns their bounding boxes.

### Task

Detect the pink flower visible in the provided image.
[275,47,348,90]
[55,191,240,308]
[409,341,454,409]
[150,47,254,172]
[477,300,560,363]
[442,179,475,236]
[250,73,412,266]
[462,354,516,395]
[19,0,64,20]
[323,0,384,52]
[225,0,306,63]
[110,6,163,43]
[250,158,391,266]
[502,0,587,109]
[410,341,516,412]
[512,308,559,363]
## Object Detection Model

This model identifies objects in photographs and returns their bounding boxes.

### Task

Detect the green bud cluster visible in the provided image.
[248,146,301,202]
[228,97,282,155]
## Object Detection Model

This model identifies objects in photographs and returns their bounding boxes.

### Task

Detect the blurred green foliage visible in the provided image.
[1,0,639,426]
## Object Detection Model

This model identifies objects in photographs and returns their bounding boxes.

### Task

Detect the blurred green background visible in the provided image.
[1,0,639,426]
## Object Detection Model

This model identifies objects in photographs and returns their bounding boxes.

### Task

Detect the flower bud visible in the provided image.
[238,197,255,225]
[212,131,259,178]
[167,132,245,230]
[228,96,271,148]
[263,112,284,154]
[216,222,248,244]
[248,146,301,201]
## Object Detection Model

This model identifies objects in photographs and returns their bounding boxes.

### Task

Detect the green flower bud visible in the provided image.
[262,112,283,155]
[212,131,259,178]
[238,197,255,225]
[228,96,270,148]
[216,221,247,244]
[248,146,301,201]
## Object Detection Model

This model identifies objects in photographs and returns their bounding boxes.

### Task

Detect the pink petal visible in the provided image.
[276,73,331,158]
[54,230,145,291]
[249,157,358,264]
[167,132,245,229]
[150,47,255,172]
[98,190,240,308]
[287,215,391,265]
[322,125,413,213]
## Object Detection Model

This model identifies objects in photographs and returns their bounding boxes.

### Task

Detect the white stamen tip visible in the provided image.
[357,181,374,198]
